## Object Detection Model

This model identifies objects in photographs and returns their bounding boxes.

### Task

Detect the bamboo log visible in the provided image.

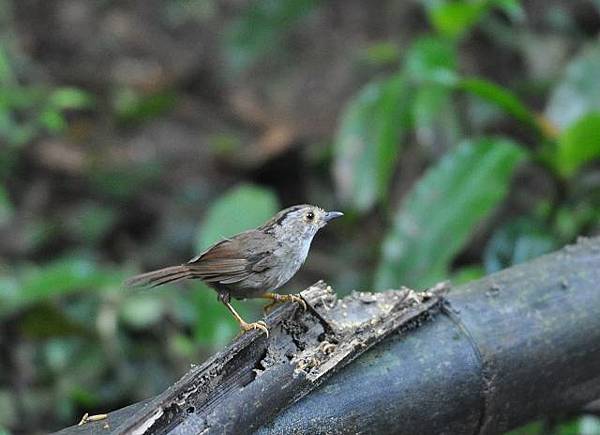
[56,237,600,435]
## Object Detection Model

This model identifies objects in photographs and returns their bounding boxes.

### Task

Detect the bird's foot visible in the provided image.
[263,293,307,313]
[240,320,269,338]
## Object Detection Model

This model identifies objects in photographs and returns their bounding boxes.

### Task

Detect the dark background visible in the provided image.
[0,1,599,433]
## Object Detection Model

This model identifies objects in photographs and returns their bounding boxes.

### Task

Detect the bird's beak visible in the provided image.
[324,211,344,222]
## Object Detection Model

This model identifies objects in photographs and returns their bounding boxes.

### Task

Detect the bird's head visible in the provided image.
[263,204,343,240]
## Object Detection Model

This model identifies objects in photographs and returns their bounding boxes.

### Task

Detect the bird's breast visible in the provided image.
[269,238,311,289]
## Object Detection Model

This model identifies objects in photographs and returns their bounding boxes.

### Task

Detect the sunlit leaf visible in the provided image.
[549,112,600,178]
[546,44,600,131]
[405,36,457,85]
[375,138,527,289]
[333,73,412,212]
[426,0,487,39]
[424,0,521,38]
[39,109,66,133]
[48,88,94,110]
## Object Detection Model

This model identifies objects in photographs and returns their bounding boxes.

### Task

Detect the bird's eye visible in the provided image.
[306,211,315,221]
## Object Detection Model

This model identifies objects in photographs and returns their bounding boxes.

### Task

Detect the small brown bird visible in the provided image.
[125,204,343,336]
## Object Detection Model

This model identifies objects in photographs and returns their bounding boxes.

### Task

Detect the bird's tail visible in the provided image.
[124,265,192,289]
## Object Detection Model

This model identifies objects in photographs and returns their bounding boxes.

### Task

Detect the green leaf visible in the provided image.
[196,184,279,251]
[458,78,540,132]
[39,109,67,133]
[375,138,527,289]
[405,36,457,85]
[425,0,520,38]
[403,37,459,149]
[0,258,125,317]
[333,73,412,212]
[413,84,461,150]
[48,87,94,110]
[426,0,487,39]
[550,112,600,178]
[546,44,600,131]
[483,217,557,273]
[224,0,319,73]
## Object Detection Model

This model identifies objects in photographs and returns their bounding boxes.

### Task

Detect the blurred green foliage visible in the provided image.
[376,139,526,288]
[1,0,599,434]
[0,46,93,146]
[331,0,600,293]
[0,257,125,317]
[333,73,411,211]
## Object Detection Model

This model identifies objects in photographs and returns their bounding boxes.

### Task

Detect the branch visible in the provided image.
[56,237,600,435]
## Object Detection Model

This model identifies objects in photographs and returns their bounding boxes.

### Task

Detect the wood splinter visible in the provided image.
[77,412,108,426]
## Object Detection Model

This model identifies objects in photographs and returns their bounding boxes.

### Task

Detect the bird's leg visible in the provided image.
[261,292,307,312]
[221,299,269,338]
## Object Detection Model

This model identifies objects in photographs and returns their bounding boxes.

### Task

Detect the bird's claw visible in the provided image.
[240,320,269,338]
[285,294,308,311]
[264,293,307,313]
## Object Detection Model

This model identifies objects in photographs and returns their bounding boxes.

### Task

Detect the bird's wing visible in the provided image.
[186,231,277,285]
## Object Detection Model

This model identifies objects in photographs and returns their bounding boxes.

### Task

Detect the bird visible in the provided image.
[125,204,343,337]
